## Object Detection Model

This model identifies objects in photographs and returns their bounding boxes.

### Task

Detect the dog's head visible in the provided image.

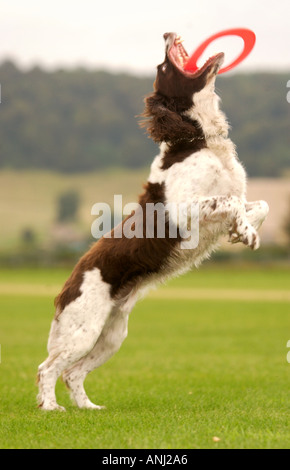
[140,32,224,143]
[155,32,224,100]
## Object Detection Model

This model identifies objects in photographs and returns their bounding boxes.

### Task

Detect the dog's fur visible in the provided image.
[37,33,269,410]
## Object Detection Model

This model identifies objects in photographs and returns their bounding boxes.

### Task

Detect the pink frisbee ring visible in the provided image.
[184,28,256,74]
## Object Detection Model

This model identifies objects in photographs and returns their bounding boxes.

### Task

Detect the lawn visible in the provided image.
[0,265,290,449]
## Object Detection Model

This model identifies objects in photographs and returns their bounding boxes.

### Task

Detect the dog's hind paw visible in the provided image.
[38,403,66,411]
[78,402,106,410]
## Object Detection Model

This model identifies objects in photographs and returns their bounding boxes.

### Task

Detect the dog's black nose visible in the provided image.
[163,33,170,41]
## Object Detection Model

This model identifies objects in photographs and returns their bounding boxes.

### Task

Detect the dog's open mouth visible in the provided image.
[165,32,224,77]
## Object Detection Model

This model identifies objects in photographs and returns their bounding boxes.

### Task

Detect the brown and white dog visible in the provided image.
[37,32,269,410]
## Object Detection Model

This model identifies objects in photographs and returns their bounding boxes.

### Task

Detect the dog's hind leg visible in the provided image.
[37,268,115,411]
[37,350,78,411]
[37,306,114,411]
[62,307,130,409]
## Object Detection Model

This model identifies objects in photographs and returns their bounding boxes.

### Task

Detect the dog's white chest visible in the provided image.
[163,144,246,206]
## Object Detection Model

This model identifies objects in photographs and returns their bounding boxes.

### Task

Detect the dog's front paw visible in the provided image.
[229,222,260,250]
[240,225,260,250]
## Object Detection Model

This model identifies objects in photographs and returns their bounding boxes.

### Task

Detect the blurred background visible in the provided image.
[1,2,290,449]
[0,0,289,267]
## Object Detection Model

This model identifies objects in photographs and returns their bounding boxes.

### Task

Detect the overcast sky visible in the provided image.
[1,0,289,75]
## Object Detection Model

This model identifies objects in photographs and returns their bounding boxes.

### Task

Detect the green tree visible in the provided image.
[0,61,289,176]
[56,190,80,222]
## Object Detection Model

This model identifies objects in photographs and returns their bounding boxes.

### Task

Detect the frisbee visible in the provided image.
[184,28,256,74]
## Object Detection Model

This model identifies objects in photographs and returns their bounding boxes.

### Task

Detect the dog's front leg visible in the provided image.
[197,195,260,250]
[245,200,269,230]
[227,199,269,246]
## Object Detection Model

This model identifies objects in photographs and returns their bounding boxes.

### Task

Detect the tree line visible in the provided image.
[0,60,289,177]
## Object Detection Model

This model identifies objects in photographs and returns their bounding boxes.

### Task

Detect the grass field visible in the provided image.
[0,264,290,449]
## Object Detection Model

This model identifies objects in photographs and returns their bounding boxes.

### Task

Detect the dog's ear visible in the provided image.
[139,93,199,143]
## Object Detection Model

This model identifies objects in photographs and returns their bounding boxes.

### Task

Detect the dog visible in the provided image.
[37,32,269,410]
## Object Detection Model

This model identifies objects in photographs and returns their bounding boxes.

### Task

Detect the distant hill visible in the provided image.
[0,60,289,176]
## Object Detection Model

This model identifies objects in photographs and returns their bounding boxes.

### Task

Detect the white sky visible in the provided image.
[0,0,289,75]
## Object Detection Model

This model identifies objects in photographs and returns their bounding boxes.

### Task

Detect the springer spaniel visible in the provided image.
[37,32,269,410]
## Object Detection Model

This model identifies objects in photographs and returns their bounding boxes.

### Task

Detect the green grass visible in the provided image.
[0,266,290,449]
